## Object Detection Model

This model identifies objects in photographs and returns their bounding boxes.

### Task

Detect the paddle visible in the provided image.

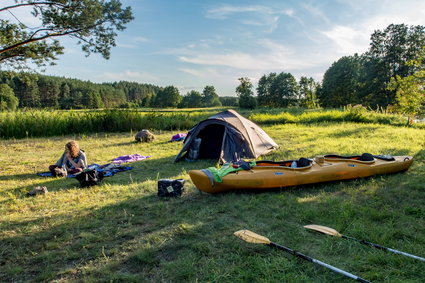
[234,230,371,283]
[304,224,425,262]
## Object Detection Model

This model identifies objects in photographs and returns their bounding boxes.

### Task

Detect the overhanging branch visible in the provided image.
[0,21,103,55]
[0,2,71,13]
[0,28,85,54]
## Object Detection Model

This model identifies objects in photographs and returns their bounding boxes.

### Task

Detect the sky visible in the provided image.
[8,0,425,96]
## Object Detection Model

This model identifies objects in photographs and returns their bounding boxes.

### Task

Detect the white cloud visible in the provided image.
[301,3,331,25]
[133,36,150,43]
[180,68,210,78]
[321,25,369,55]
[178,39,316,71]
[116,43,137,48]
[206,4,294,33]
[100,71,160,83]
[206,5,293,19]
[178,67,244,96]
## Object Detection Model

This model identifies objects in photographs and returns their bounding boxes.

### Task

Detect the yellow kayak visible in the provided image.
[189,154,414,193]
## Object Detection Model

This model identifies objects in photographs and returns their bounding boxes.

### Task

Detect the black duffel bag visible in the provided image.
[76,169,104,188]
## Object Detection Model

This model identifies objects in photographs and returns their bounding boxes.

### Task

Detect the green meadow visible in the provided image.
[1,110,425,282]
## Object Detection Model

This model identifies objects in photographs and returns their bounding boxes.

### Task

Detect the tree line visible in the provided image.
[0,72,156,110]
[0,69,320,111]
[0,71,242,110]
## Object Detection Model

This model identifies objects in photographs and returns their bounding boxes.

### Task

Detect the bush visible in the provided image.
[0,84,19,111]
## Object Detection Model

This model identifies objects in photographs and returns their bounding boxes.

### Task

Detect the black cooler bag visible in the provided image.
[158,179,185,197]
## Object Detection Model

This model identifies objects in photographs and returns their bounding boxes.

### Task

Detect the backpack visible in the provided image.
[76,169,104,188]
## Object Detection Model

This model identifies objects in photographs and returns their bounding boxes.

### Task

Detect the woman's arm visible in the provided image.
[78,151,87,169]
[66,153,80,169]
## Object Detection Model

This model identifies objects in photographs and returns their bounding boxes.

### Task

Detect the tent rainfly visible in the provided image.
[175,109,278,163]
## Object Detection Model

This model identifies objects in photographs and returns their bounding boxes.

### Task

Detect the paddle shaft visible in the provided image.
[269,242,371,283]
[342,235,425,262]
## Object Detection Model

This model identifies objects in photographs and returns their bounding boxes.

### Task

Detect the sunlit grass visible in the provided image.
[1,123,424,282]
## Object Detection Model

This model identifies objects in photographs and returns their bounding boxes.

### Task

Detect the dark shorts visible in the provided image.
[49,165,82,175]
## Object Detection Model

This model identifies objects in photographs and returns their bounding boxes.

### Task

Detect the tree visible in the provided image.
[0,0,133,69]
[0,83,19,110]
[387,48,425,123]
[236,77,257,109]
[257,73,276,106]
[219,96,238,107]
[202,85,221,107]
[271,72,298,107]
[38,76,60,108]
[13,74,40,107]
[365,24,425,107]
[82,87,103,109]
[59,82,72,109]
[180,90,203,108]
[142,92,155,107]
[298,76,319,109]
[319,55,365,107]
[256,72,298,107]
[154,86,181,108]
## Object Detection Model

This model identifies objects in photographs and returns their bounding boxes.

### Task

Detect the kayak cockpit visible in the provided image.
[256,157,312,168]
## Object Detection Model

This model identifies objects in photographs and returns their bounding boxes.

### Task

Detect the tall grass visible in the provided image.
[0,110,212,139]
[1,107,423,139]
[249,107,413,126]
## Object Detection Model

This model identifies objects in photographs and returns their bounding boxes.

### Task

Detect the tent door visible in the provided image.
[197,124,225,159]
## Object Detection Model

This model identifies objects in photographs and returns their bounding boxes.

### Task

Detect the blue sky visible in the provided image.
[16,0,425,96]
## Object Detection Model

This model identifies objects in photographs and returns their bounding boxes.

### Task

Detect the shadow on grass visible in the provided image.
[1,150,423,282]
[0,185,337,282]
[0,173,43,181]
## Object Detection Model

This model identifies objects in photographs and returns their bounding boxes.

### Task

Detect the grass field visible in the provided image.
[1,121,425,282]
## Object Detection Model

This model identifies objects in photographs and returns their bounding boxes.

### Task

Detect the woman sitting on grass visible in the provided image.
[49,140,87,175]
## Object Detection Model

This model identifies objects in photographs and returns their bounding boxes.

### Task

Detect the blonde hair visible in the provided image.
[65,140,80,158]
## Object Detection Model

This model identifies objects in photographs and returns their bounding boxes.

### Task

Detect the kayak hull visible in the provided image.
[189,156,413,193]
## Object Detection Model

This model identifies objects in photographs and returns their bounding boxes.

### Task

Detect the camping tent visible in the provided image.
[175,109,278,163]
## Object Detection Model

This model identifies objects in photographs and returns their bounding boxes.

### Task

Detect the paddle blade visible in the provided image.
[234,230,271,245]
[304,224,342,237]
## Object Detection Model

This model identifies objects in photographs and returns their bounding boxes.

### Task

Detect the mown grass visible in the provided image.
[1,121,424,282]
